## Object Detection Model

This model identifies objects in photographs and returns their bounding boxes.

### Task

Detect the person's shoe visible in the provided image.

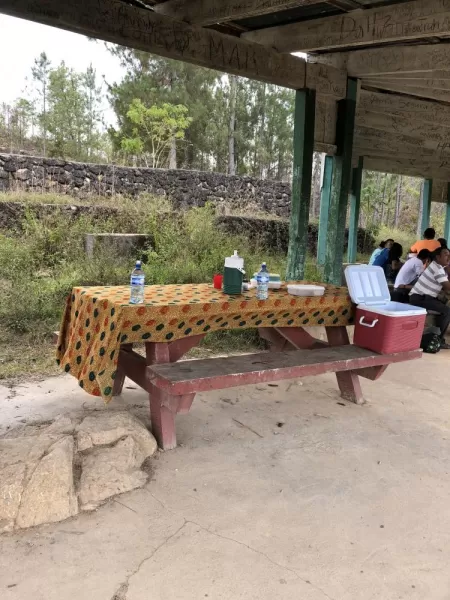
[440,341,450,350]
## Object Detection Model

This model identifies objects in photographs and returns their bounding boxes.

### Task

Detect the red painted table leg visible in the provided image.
[149,385,178,450]
[146,342,170,365]
[325,326,364,405]
[259,328,289,351]
[112,343,133,396]
[145,337,203,449]
[259,327,326,352]
[274,327,328,350]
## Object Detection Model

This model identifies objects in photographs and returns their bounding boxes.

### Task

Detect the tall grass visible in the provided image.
[0,200,320,343]
[375,226,417,257]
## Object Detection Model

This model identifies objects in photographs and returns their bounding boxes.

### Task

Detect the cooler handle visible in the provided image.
[359,316,379,328]
[401,320,419,331]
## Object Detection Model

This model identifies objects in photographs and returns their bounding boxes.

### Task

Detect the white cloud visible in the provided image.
[0,14,125,124]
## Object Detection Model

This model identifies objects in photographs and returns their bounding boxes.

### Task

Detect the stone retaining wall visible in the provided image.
[0,153,291,217]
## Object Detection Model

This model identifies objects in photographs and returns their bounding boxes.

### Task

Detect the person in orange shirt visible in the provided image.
[410,228,441,254]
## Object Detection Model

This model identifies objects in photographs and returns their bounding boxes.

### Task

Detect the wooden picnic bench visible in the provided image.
[55,284,422,450]
[113,326,421,449]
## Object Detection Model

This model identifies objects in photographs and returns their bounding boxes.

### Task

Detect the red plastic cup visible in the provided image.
[213,274,223,289]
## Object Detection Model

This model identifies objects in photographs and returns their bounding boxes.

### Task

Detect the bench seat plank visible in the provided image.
[149,346,422,395]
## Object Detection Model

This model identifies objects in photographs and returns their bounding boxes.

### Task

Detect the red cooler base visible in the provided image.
[354,307,426,354]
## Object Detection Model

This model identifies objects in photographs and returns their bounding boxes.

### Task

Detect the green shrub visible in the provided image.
[376,226,416,256]
[0,200,323,354]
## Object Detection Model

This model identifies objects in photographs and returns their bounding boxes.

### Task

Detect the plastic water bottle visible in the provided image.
[130,260,145,304]
[256,262,269,300]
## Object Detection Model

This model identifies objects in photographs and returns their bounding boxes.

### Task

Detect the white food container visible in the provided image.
[250,279,282,289]
[287,284,325,297]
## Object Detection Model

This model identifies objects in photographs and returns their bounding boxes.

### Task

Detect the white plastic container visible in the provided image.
[225,250,244,271]
[250,279,282,290]
[287,284,325,297]
[345,265,426,354]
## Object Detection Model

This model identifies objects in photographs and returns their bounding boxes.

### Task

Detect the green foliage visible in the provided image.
[31,51,51,156]
[360,171,422,233]
[107,51,217,170]
[43,62,104,160]
[106,48,295,177]
[0,202,298,339]
[119,99,192,167]
[0,53,107,160]
[375,226,416,256]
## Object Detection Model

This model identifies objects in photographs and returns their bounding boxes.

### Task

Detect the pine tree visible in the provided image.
[31,52,51,157]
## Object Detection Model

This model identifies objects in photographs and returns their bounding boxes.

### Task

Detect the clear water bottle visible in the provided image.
[256,262,269,300]
[130,260,145,304]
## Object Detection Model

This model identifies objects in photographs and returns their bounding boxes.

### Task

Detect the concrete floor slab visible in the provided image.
[1,354,450,600]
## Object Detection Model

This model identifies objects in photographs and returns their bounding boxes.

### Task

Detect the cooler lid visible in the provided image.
[344,265,390,306]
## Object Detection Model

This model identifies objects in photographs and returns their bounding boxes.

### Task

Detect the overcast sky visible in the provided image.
[0,14,125,124]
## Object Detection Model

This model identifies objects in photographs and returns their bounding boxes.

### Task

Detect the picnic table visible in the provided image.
[57,283,421,449]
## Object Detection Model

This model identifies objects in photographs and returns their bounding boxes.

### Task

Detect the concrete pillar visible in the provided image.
[286,88,316,281]
[317,155,333,266]
[324,78,357,285]
[347,157,364,264]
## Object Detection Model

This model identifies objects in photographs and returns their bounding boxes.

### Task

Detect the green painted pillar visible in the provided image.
[317,155,334,266]
[347,157,364,264]
[286,88,316,281]
[444,183,450,242]
[421,178,432,233]
[324,78,357,286]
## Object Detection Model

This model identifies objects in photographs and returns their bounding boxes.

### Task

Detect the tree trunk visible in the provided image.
[228,75,237,176]
[373,172,381,224]
[394,175,402,228]
[169,136,177,170]
[311,152,321,218]
[258,83,266,178]
[380,174,387,224]
[417,180,424,237]
[43,84,47,158]
[385,174,393,226]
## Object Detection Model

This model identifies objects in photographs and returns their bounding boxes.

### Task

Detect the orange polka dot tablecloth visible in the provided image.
[56,283,354,401]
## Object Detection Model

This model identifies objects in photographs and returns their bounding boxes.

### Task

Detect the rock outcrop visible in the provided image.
[0,411,157,532]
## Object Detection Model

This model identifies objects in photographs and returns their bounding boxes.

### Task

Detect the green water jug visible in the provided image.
[223,250,245,295]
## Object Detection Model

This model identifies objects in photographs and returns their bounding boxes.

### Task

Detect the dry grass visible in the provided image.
[0,327,59,382]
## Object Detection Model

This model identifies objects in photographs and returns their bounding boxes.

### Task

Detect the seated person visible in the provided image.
[390,249,430,303]
[410,247,450,349]
[394,249,431,289]
[374,242,403,283]
[369,240,387,265]
[385,243,404,284]
[410,227,441,254]
[370,239,393,266]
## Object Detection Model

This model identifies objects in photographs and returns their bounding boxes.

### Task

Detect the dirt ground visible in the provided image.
[1,351,450,600]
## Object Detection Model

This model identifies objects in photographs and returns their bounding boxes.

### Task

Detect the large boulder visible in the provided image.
[0,463,26,533]
[0,411,157,531]
[76,411,157,458]
[78,436,148,510]
[16,437,78,529]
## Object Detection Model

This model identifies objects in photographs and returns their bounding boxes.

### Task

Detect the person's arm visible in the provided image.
[436,269,450,292]
[410,242,418,253]
[414,261,425,278]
